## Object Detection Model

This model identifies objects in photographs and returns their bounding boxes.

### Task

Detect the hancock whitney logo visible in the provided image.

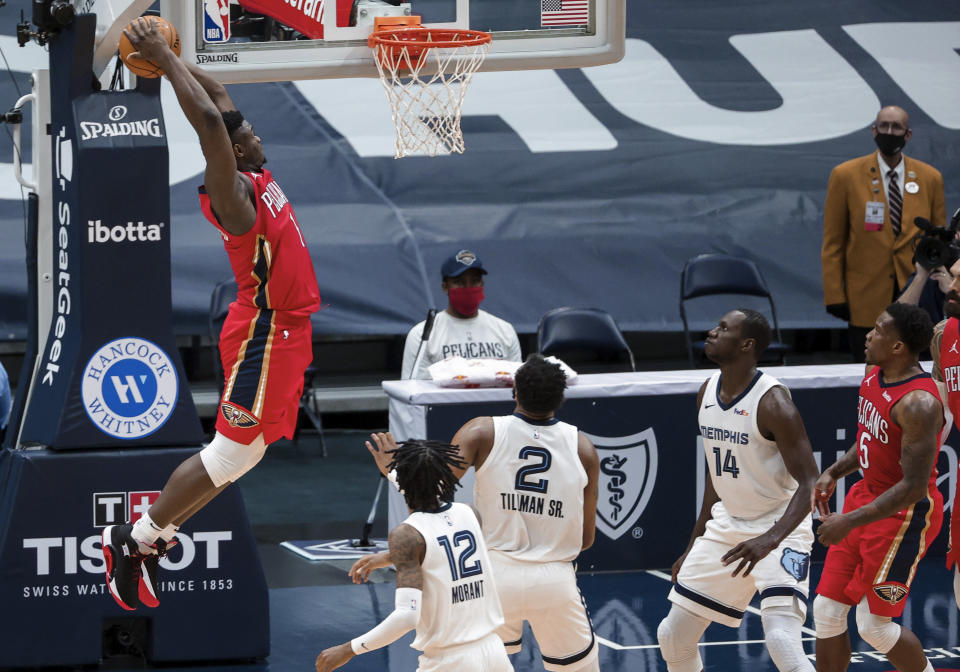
[81,337,178,439]
[583,428,658,541]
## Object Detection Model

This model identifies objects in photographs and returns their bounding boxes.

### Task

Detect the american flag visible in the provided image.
[540,0,589,27]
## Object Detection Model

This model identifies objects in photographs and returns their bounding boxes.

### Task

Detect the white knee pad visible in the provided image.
[761,605,814,672]
[812,595,850,639]
[657,605,709,672]
[955,566,960,611]
[854,598,901,654]
[199,432,267,487]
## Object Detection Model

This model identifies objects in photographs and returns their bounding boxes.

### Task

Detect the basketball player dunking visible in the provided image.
[363,355,601,672]
[813,304,944,672]
[101,17,321,611]
[316,440,512,672]
[659,309,819,672]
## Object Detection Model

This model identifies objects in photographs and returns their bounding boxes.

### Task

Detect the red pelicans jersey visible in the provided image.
[199,168,320,318]
[199,169,320,444]
[937,318,960,569]
[856,367,942,493]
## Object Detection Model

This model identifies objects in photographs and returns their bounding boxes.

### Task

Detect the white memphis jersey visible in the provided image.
[402,502,503,654]
[474,413,586,563]
[699,372,797,519]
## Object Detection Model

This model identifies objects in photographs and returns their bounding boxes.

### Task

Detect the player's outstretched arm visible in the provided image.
[722,386,819,577]
[578,432,600,551]
[184,61,236,114]
[450,416,495,477]
[819,391,942,547]
[316,525,425,671]
[123,18,255,236]
[813,439,861,518]
[349,551,392,584]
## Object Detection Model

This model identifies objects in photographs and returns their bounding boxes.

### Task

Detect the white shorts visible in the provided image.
[490,552,598,672]
[417,632,513,672]
[668,502,813,627]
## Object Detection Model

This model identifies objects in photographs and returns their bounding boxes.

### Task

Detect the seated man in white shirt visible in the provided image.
[401,249,522,381]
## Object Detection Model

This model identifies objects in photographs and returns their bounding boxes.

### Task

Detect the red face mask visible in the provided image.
[448,286,484,316]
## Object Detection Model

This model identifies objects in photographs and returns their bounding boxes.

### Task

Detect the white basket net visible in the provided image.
[371,31,490,158]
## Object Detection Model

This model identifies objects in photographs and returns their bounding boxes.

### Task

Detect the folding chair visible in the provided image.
[536,307,635,373]
[679,254,789,367]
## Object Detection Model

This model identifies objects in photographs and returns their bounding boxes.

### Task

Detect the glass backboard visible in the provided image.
[159,0,625,82]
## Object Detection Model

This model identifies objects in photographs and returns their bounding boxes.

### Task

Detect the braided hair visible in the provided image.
[389,439,467,513]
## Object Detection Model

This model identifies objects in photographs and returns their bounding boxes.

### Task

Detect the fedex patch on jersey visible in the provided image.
[203,0,231,43]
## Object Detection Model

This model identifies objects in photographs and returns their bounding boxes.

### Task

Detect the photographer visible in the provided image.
[896,210,960,325]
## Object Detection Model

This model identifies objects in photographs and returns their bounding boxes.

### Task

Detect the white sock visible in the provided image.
[130,512,163,550]
[159,524,179,543]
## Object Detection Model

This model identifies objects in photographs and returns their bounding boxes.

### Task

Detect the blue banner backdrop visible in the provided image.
[1,1,959,339]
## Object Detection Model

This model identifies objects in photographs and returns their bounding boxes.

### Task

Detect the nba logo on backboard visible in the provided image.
[203,0,231,43]
[128,491,161,523]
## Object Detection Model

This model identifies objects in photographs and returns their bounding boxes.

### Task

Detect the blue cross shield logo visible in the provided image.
[583,428,658,541]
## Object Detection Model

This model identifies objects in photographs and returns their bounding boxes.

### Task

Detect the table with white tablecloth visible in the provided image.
[383,364,956,571]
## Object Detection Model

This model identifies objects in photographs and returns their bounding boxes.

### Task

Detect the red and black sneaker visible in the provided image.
[101,524,142,611]
[139,536,178,608]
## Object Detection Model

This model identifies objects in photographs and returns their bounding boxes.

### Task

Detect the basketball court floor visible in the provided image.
[103,558,958,672]
[271,560,960,672]
[96,431,959,672]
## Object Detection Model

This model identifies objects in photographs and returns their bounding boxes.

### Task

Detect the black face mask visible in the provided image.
[874,132,906,157]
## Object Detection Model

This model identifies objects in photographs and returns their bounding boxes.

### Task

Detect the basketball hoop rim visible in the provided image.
[368,28,492,50]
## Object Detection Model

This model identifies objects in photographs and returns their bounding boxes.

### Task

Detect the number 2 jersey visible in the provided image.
[699,371,796,520]
[857,367,942,494]
[474,413,587,564]
[402,502,503,654]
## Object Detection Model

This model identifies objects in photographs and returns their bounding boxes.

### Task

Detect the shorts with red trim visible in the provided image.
[948,463,960,570]
[816,479,943,617]
[216,304,313,445]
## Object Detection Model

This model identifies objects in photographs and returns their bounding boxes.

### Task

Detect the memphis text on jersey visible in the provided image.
[499,492,566,518]
[700,425,749,445]
[857,396,890,443]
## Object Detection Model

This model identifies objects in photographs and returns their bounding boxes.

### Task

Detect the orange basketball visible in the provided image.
[118,16,181,79]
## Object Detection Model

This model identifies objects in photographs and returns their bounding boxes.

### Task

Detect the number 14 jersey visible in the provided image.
[699,372,796,520]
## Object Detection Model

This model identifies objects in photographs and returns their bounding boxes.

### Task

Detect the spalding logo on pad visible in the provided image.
[81,337,179,439]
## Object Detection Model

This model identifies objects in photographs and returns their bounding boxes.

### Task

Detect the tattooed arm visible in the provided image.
[817,390,943,546]
[315,525,425,671]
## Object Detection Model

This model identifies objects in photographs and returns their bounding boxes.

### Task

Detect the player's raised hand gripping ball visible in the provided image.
[119,16,181,79]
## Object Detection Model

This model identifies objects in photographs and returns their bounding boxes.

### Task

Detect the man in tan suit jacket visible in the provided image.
[822,105,945,361]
